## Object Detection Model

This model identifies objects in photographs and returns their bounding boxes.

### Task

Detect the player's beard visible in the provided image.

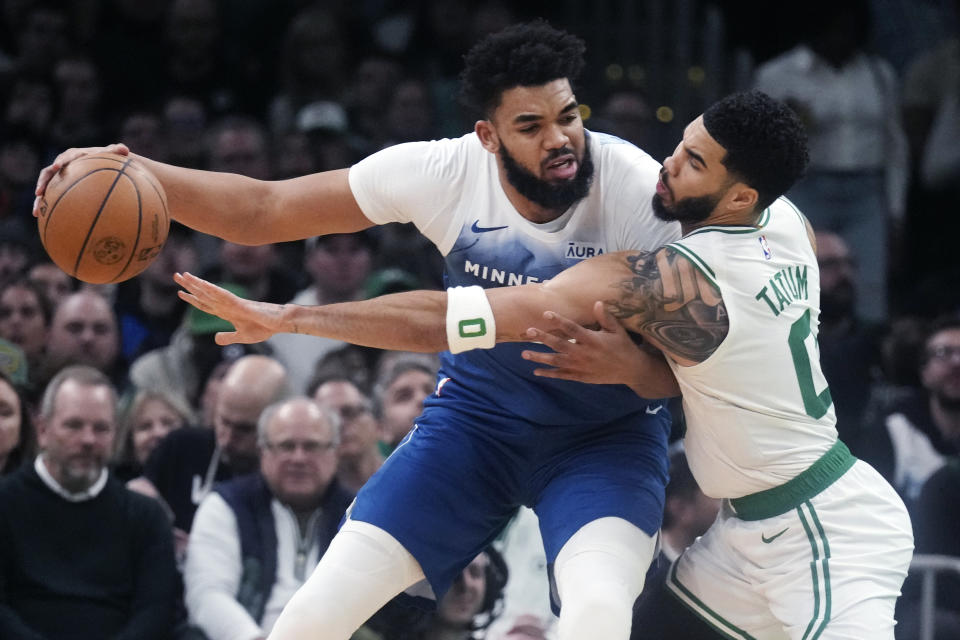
[652,190,720,224]
[499,135,594,213]
[652,170,722,224]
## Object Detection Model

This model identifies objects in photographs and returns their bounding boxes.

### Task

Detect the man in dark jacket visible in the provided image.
[184,395,352,640]
[0,365,179,639]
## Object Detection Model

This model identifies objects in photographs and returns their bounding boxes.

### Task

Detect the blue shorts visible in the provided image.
[348,378,670,601]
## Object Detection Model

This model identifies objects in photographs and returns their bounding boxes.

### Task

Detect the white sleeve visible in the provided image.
[184,493,264,640]
[606,150,681,252]
[348,138,469,251]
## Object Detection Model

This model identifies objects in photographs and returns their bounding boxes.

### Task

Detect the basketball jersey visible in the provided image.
[666,198,838,498]
[349,131,680,425]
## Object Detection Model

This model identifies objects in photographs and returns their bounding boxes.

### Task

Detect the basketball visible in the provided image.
[37,152,170,284]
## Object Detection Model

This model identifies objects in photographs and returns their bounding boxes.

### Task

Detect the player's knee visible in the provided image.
[558,578,635,640]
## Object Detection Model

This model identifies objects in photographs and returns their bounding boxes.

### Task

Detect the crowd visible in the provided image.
[1,0,959,639]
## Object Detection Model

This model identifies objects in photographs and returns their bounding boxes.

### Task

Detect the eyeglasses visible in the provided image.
[263,439,336,455]
[928,345,960,363]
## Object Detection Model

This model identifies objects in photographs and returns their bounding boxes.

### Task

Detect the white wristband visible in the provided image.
[445,286,496,354]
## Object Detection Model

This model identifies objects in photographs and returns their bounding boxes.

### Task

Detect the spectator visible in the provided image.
[268,6,351,136]
[41,289,126,390]
[27,260,75,308]
[162,0,243,116]
[114,223,198,361]
[312,376,383,493]
[48,53,103,149]
[113,387,194,482]
[483,508,556,640]
[268,232,374,393]
[128,283,260,413]
[118,109,169,164]
[374,353,438,453]
[859,313,960,508]
[372,548,508,640]
[163,95,209,170]
[11,1,70,77]
[592,89,656,152]
[753,0,908,322]
[343,54,405,153]
[898,2,960,314]
[0,277,49,387]
[0,365,179,638]
[0,369,34,475]
[630,448,719,640]
[135,354,289,533]
[903,457,960,638]
[381,76,437,147]
[199,117,302,300]
[3,74,54,142]
[0,219,35,284]
[0,125,43,221]
[184,396,352,640]
[814,230,885,448]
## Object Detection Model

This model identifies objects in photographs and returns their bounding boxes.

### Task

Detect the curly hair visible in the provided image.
[702,90,809,212]
[459,19,586,119]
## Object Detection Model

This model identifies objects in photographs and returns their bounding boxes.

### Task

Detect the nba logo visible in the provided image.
[758,235,772,260]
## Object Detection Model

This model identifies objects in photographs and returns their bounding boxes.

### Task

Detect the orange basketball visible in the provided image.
[37,152,170,284]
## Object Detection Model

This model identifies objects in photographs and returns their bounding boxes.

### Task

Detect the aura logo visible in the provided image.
[565,242,605,260]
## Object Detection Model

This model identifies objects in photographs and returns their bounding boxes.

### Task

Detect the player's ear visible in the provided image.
[475,120,499,153]
[726,183,758,213]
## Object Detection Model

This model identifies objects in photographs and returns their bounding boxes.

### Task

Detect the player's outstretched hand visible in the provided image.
[175,272,283,345]
[33,143,131,217]
[521,301,644,386]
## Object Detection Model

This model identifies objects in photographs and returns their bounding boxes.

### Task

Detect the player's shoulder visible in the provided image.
[588,130,658,166]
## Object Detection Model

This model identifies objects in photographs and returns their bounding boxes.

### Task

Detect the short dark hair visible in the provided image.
[702,90,809,212]
[923,312,960,365]
[459,19,586,119]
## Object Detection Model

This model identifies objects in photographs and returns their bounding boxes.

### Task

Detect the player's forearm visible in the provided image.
[281,291,450,352]
[129,154,274,243]
[625,347,681,399]
[130,156,370,245]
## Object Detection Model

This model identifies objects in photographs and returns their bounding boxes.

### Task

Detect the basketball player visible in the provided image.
[36,22,680,640]
[172,91,914,639]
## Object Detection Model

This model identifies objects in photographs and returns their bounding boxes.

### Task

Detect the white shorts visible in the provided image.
[668,453,913,640]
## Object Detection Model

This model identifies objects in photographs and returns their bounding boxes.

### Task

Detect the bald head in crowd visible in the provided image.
[213,354,288,473]
[44,290,119,377]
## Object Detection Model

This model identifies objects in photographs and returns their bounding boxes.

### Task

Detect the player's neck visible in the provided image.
[681,207,761,236]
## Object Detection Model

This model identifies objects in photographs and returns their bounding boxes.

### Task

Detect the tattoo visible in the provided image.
[605,249,728,362]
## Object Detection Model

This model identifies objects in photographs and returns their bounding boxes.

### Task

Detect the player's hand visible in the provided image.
[175,272,283,345]
[33,143,131,216]
[521,301,645,387]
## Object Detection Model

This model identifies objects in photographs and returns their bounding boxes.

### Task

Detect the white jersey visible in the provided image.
[666,198,838,499]
[350,131,680,426]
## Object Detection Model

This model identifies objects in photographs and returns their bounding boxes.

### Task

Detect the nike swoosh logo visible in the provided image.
[761,527,789,543]
[645,404,664,415]
[471,221,509,233]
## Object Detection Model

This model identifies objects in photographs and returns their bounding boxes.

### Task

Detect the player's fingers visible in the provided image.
[592,301,621,333]
[531,367,580,380]
[521,349,566,366]
[35,163,60,197]
[540,310,593,341]
[215,331,240,346]
[177,290,211,314]
[524,327,574,352]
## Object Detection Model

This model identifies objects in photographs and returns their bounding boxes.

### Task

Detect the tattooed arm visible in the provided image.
[605,248,728,366]
[515,247,726,395]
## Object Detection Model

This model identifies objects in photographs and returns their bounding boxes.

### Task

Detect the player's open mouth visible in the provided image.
[656,176,671,201]
[544,155,578,180]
